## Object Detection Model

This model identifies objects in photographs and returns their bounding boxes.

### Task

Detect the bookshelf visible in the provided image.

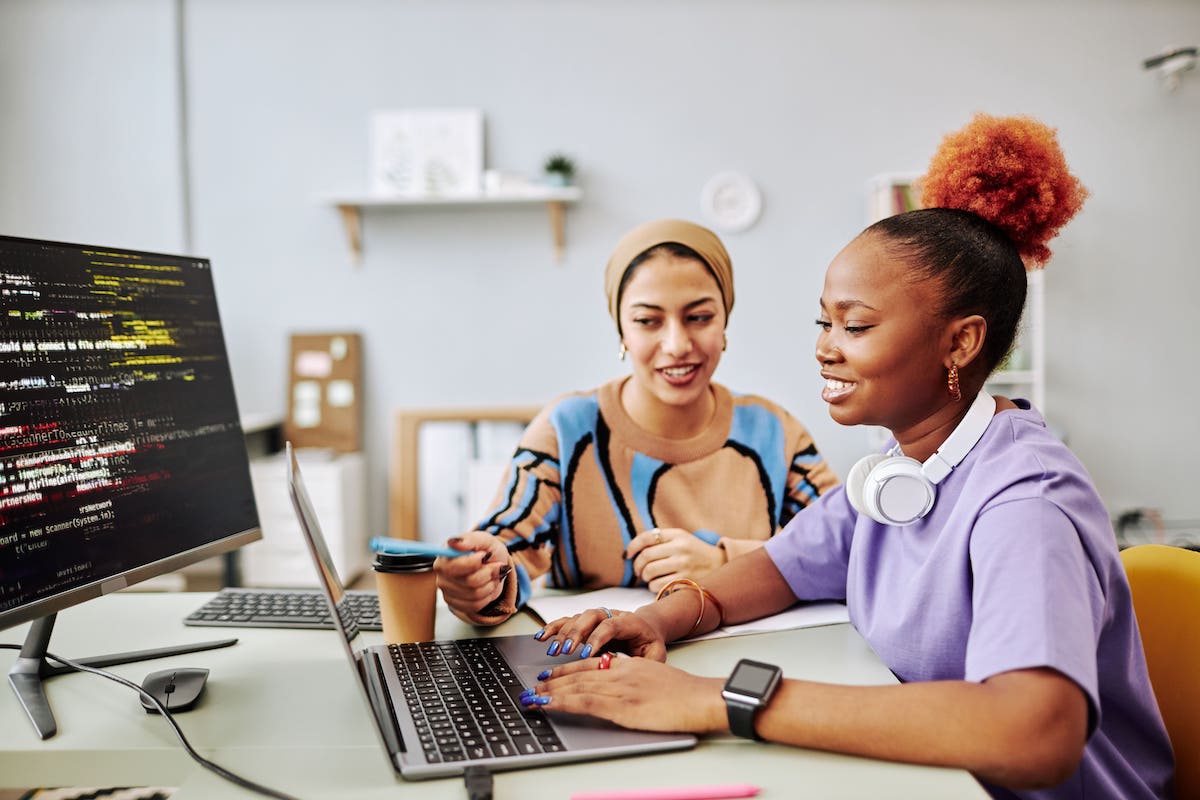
[866,172,923,222]
[866,172,1045,411]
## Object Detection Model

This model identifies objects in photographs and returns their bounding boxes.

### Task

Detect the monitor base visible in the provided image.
[7,613,237,739]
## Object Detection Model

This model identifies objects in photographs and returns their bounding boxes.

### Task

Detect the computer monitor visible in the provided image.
[0,234,261,738]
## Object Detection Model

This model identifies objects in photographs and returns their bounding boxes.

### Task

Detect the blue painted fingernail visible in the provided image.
[537,669,552,681]
[547,641,561,656]
[533,695,551,705]
[562,639,573,654]
[520,693,537,706]
[520,687,535,698]
[579,644,593,659]
[533,629,545,640]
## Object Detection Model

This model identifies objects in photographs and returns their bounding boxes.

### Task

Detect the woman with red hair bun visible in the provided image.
[528,114,1174,800]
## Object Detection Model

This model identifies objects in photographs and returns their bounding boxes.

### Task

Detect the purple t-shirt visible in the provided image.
[764,402,1173,800]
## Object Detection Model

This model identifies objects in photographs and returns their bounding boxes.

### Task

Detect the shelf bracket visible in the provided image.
[336,204,363,266]
[546,200,567,264]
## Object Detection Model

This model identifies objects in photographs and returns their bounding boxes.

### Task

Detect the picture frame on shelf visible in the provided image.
[369,108,484,198]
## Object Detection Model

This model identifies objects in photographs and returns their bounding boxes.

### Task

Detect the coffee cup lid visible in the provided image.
[373,552,435,573]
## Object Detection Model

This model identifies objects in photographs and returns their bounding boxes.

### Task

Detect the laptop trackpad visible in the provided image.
[500,637,694,749]
[513,664,614,725]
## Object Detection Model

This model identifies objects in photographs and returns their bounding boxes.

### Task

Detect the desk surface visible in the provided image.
[0,593,988,799]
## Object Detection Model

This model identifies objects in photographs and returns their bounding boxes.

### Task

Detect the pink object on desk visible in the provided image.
[570,784,761,800]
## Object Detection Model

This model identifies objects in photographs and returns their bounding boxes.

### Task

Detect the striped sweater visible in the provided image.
[470,378,837,623]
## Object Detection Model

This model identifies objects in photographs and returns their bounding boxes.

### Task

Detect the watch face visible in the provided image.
[723,658,781,740]
[725,660,780,697]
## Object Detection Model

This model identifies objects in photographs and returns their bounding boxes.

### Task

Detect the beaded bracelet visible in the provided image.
[655,578,726,636]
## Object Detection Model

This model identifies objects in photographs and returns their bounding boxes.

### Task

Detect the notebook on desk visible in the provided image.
[284,442,697,780]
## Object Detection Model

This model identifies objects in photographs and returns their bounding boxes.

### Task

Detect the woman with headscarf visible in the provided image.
[434,219,837,626]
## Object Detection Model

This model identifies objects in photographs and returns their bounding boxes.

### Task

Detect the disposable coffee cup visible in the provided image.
[374,552,437,644]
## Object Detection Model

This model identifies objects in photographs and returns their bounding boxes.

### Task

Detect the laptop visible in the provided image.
[284,442,697,779]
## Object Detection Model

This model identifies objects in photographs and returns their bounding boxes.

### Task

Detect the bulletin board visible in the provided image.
[283,332,363,452]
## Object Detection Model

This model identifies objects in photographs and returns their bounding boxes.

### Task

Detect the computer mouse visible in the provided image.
[140,667,209,713]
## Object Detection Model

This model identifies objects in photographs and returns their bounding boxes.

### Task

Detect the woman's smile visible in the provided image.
[821,375,856,403]
[659,363,701,385]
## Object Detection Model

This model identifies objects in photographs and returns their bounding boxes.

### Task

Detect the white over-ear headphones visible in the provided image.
[846,391,996,526]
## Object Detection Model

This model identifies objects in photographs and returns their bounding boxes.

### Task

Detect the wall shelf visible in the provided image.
[319,186,582,265]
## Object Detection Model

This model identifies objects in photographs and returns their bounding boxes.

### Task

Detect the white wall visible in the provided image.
[0,0,184,251]
[3,0,1198,541]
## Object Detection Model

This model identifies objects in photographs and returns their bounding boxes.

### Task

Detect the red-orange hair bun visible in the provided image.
[918,113,1089,268]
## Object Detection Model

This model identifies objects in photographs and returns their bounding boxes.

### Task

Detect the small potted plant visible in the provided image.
[542,153,576,187]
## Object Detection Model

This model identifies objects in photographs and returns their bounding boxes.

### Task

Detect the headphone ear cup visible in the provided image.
[862,456,935,526]
[846,453,890,517]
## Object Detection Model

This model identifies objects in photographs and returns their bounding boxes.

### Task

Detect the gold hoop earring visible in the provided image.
[722,335,728,352]
[618,343,627,361]
[947,363,962,403]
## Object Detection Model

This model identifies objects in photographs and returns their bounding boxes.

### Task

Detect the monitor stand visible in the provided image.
[7,613,238,739]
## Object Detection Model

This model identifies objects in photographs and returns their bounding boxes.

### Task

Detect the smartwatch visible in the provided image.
[721,658,782,740]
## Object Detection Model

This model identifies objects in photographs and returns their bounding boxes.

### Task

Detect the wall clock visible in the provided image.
[700,171,762,233]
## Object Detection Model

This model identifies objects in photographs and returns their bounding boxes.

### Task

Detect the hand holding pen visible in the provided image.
[420,531,512,619]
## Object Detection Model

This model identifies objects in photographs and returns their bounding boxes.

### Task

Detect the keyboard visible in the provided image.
[184,587,383,631]
[390,639,564,763]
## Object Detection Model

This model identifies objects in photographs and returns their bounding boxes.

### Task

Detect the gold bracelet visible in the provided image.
[656,578,726,623]
[655,578,712,636]
[699,588,725,626]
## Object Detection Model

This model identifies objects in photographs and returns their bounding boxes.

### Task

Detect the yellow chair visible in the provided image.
[1121,544,1200,800]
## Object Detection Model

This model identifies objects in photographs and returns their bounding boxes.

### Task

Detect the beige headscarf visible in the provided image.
[604,219,734,334]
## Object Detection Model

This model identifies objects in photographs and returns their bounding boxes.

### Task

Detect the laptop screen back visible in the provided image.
[284,440,698,778]
[285,444,380,683]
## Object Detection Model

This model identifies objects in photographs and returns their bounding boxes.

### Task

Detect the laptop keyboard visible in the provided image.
[183,587,383,631]
[391,639,565,763]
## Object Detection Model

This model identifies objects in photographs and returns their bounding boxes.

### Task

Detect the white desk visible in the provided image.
[0,593,988,799]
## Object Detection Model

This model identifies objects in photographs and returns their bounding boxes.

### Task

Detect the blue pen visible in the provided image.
[369,536,467,558]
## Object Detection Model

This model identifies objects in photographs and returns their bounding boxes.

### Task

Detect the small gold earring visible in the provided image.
[618,343,627,361]
[723,335,728,352]
[947,363,962,402]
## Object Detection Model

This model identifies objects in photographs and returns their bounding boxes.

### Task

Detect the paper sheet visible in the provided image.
[524,587,849,642]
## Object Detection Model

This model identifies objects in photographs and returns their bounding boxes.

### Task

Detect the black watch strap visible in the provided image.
[725,697,762,740]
